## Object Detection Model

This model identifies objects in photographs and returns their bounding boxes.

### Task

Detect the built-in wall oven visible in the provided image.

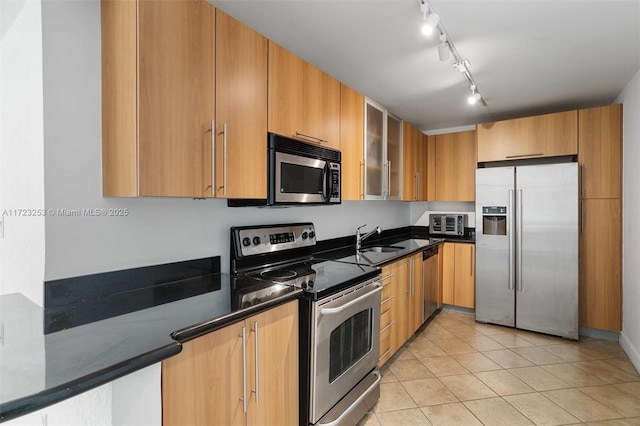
[230,223,381,426]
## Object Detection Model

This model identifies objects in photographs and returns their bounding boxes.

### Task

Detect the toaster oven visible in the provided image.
[429,214,468,236]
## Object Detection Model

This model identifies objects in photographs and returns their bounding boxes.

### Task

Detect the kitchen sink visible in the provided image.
[360,245,404,253]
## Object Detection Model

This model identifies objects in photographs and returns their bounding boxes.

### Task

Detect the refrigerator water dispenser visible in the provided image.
[482,206,507,235]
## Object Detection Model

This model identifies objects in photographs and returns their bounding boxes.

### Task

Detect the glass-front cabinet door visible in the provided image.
[386,113,402,200]
[364,99,384,199]
[364,98,402,200]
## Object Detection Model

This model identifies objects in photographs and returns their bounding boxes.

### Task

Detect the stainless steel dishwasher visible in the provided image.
[423,246,439,322]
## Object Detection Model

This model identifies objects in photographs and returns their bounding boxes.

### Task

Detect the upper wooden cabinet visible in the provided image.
[102,0,215,197]
[340,84,365,200]
[477,110,578,163]
[214,10,268,199]
[434,130,476,201]
[402,122,428,201]
[268,41,341,150]
[102,3,267,199]
[578,104,622,199]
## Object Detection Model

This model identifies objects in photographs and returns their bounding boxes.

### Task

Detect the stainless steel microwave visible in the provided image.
[227,133,341,207]
[429,214,468,236]
[268,133,341,205]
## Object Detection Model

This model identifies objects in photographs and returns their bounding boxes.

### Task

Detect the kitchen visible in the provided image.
[1,0,639,425]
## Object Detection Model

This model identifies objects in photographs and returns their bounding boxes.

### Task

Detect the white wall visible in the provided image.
[617,66,640,371]
[0,0,46,305]
[40,0,412,279]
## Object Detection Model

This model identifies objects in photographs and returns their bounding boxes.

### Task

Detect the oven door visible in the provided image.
[272,151,339,204]
[309,278,381,424]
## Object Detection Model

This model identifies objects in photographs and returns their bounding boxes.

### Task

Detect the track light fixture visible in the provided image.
[419,0,486,106]
[438,34,450,62]
[420,2,440,36]
[468,84,482,104]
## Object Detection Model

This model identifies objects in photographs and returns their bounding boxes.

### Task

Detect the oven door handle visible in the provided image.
[320,285,382,316]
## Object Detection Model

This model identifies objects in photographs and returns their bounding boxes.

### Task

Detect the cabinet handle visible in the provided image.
[360,161,365,200]
[381,295,394,305]
[380,321,395,334]
[415,173,419,201]
[409,259,414,296]
[580,164,585,199]
[387,160,392,198]
[379,346,394,361]
[470,246,473,276]
[295,131,328,143]
[506,152,544,159]
[381,274,394,282]
[581,200,585,235]
[240,326,247,413]
[210,120,215,196]
[223,123,228,196]
[251,321,259,404]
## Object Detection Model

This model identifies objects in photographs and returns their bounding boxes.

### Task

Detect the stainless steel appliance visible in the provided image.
[230,223,381,426]
[475,163,579,339]
[422,246,439,322]
[429,214,467,236]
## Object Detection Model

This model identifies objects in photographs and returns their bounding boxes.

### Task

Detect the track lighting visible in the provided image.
[419,0,487,106]
[468,85,482,105]
[420,2,440,36]
[438,34,450,61]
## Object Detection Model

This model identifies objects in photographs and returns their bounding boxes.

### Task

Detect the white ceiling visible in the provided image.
[211,0,640,132]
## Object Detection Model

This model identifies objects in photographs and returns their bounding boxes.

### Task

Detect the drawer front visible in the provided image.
[381,281,392,304]
[380,308,393,333]
[378,325,393,366]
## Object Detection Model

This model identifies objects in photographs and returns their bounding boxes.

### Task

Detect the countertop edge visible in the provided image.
[171,289,303,342]
[0,343,181,424]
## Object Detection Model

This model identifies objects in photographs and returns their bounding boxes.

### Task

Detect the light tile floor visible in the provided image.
[359,309,640,426]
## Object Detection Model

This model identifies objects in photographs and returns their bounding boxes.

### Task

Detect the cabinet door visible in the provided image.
[386,114,403,199]
[267,41,298,140]
[441,243,455,305]
[215,10,267,199]
[578,105,622,199]
[416,132,429,201]
[138,0,215,197]
[364,99,385,199]
[477,110,577,162]
[579,199,621,332]
[435,130,476,201]
[391,259,409,352]
[162,320,244,426]
[427,135,436,201]
[408,253,424,336]
[340,84,365,200]
[402,121,418,201]
[246,301,298,426]
[298,60,341,149]
[454,244,475,309]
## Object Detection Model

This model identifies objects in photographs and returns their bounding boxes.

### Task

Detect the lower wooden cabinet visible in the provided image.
[378,253,423,367]
[579,198,622,332]
[441,243,475,309]
[162,300,298,426]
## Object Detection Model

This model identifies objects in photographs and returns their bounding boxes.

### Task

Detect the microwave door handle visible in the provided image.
[322,161,331,202]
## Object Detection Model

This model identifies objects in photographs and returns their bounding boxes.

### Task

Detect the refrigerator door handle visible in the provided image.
[508,189,515,290]
[516,189,524,292]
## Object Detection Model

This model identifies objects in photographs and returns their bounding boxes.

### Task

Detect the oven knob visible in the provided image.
[242,237,251,247]
[253,236,261,245]
[302,231,308,240]
[309,231,315,239]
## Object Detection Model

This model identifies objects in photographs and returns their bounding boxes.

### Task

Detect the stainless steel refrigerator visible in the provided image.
[475,162,579,339]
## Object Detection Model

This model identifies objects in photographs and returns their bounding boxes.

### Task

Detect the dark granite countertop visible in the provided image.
[0,267,301,423]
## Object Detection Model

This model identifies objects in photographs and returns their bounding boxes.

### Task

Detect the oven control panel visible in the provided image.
[233,223,316,258]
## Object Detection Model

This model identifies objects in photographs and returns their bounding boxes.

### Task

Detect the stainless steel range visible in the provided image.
[231,223,382,426]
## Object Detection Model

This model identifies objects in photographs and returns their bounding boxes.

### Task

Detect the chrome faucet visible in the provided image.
[356,224,381,251]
